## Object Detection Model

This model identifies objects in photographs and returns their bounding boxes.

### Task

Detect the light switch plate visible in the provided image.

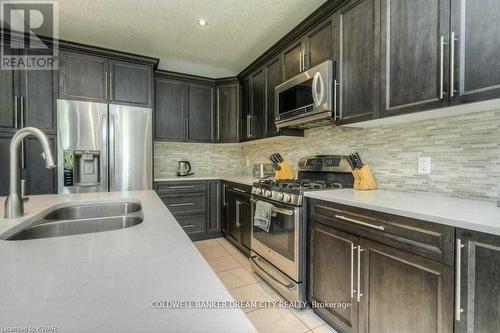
[418,157,431,174]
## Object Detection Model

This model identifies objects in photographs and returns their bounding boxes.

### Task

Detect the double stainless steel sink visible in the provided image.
[1,201,143,241]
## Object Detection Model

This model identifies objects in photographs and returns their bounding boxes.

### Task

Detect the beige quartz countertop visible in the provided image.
[0,190,255,333]
[305,189,500,236]
[154,175,260,186]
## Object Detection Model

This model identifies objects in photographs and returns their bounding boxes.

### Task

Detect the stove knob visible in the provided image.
[284,194,292,203]
[256,188,262,195]
[265,190,272,198]
[277,193,284,200]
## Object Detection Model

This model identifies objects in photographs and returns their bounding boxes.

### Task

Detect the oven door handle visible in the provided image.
[250,198,294,216]
[312,71,324,107]
[250,255,296,291]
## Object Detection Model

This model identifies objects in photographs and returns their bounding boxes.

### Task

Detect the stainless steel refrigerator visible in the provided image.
[57,99,152,193]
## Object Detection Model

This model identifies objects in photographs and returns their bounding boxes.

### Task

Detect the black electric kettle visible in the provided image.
[177,160,193,176]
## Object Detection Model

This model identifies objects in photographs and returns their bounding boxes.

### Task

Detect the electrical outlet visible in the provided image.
[418,157,431,174]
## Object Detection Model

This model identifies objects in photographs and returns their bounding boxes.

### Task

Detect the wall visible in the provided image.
[155,110,500,201]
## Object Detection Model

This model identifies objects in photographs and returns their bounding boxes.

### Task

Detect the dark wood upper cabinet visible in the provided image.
[450,0,500,105]
[187,83,214,142]
[154,78,186,141]
[0,133,13,196]
[380,0,450,117]
[109,60,152,107]
[455,229,500,333]
[59,51,108,102]
[240,78,250,141]
[283,41,304,80]
[0,66,18,132]
[265,56,282,136]
[305,18,334,69]
[335,0,380,124]
[359,238,454,333]
[250,68,265,139]
[308,222,360,333]
[216,83,240,143]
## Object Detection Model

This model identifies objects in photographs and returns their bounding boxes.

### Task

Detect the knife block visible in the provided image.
[274,161,295,180]
[352,165,378,190]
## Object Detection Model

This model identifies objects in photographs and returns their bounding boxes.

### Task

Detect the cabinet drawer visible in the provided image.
[155,181,207,193]
[308,199,454,265]
[160,192,207,214]
[177,214,206,236]
[226,182,252,195]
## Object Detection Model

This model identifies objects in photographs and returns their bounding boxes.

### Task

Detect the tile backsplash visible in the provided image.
[155,110,500,201]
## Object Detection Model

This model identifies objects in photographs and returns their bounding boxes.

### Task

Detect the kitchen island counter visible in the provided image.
[0,190,255,333]
[305,189,500,236]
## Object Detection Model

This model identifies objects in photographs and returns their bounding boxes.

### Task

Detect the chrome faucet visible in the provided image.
[4,127,56,219]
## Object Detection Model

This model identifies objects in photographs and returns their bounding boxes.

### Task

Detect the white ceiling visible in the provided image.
[48,0,327,78]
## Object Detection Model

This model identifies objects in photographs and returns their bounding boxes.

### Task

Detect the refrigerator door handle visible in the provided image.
[109,112,116,191]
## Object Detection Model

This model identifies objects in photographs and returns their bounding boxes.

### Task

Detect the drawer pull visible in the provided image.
[170,185,195,189]
[182,224,195,229]
[334,215,385,231]
[232,187,248,193]
[170,202,195,207]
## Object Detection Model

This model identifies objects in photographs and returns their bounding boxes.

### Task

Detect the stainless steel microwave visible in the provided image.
[275,60,336,129]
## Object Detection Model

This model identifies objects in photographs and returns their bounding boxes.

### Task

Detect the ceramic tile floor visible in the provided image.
[194,237,338,333]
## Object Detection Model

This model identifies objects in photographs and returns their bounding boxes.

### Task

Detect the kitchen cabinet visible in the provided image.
[216,82,240,143]
[308,198,454,333]
[154,78,186,141]
[380,0,450,117]
[335,0,380,124]
[240,78,250,141]
[283,40,305,81]
[187,83,214,142]
[60,51,153,107]
[154,180,222,240]
[455,229,500,333]
[154,72,215,143]
[59,51,108,102]
[249,68,266,140]
[450,0,500,105]
[24,135,57,195]
[0,133,13,196]
[264,56,282,136]
[109,60,152,107]
[0,65,18,132]
[304,18,334,69]
[225,183,252,255]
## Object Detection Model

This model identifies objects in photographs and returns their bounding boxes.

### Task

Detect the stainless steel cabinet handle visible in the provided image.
[351,243,356,299]
[169,202,195,207]
[246,114,252,138]
[105,71,108,100]
[109,113,116,191]
[223,184,228,206]
[182,224,195,229]
[20,96,24,128]
[334,215,385,231]
[216,88,221,141]
[232,187,247,193]
[169,185,195,189]
[357,245,364,302]
[14,96,19,128]
[299,51,303,72]
[303,51,308,70]
[185,117,189,139]
[450,32,457,98]
[456,238,465,321]
[109,72,113,100]
[333,79,339,120]
[439,35,446,99]
[235,200,241,227]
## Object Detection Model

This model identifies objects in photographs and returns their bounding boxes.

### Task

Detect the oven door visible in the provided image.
[275,60,334,128]
[250,197,301,281]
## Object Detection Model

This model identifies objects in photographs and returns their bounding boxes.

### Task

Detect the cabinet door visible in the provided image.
[265,57,282,137]
[308,222,360,333]
[0,133,13,196]
[380,0,450,117]
[335,0,380,124]
[216,84,239,143]
[0,65,18,132]
[451,0,500,104]
[208,181,222,234]
[227,191,242,243]
[250,68,265,139]
[305,18,334,68]
[221,183,229,235]
[455,229,500,333]
[359,238,453,333]
[24,135,57,195]
[239,198,252,250]
[109,60,152,107]
[283,41,304,80]
[59,51,108,102]
[154,78,186,141]
[240,78,250,141]
[19,60,57,133]
[187,84,214,142]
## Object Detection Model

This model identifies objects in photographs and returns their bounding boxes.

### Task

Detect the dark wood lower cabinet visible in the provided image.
[455,229,500,333]
[225,182,252,255]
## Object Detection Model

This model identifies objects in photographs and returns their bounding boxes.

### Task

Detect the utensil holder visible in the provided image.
[352,165,377,190]
[274,161,294,180]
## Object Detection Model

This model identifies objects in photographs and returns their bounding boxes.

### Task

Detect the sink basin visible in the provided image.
[1,201,143,241]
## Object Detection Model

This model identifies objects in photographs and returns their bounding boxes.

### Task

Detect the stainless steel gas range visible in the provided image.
[250,155,354,304]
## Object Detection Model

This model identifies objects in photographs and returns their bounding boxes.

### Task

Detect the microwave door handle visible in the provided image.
[312,72,324,107]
